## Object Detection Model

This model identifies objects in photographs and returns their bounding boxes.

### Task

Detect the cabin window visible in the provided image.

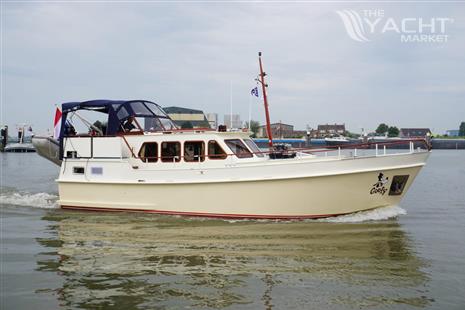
[139,142,158,162]
[225,139,253,158]
[184,141,205,162]
[161,142,181,162]
[208,140,227,160]
[73,167,85,174]
[389,175,410,196]
[243,139,264,157]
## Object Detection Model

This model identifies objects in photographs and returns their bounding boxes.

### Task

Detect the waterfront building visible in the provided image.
[310,124,346,138]
[257,122,306,138]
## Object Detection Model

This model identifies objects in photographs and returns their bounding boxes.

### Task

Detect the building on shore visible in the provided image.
[257,122,306,139]
[309,124,346,138]
[163,106,210,128]
[400,128,432,138]
[224,114,242,129]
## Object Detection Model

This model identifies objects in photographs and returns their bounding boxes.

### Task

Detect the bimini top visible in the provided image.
[60,99,177,137]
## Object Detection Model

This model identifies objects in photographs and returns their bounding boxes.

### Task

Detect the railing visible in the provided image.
[296,138,430,157]
[118,137,430,163]
[63,136,126,160]
[64,136,429,162]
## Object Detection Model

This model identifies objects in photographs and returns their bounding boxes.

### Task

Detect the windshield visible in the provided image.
[243,139,264,157]
[225,139,253,158]
[116,101,177,131]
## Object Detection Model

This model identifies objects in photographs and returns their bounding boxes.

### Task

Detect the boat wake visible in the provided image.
[318,205,407,223]
[0,189,58,209]
[213,206,407,224]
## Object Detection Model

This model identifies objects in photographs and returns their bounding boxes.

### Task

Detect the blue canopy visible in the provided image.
[60,99,176,138]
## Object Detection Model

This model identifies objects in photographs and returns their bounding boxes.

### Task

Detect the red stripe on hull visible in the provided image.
[60,205,348,220]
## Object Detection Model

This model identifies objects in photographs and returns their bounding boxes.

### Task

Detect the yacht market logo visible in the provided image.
[336,9,453,43]
[370,173,389,195]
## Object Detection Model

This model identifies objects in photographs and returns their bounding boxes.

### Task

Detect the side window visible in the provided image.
[184,141,205,162]
[243,139,264,157]
[161,142,181,162]
[139,142,158,162]
[225,139,253,158]
[208,140,227,160]
[389,175,410,195]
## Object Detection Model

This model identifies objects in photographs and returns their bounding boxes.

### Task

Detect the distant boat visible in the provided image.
[310,138,326,145]
[4,142,36,153]
[3,125,36,153]
[324,136,354,146]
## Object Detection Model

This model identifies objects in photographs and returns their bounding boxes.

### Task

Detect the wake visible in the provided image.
[0,189,58,209]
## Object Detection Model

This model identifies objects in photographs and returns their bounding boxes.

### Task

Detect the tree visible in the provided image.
[244,120,261,138]
[181,121,193,129]
[459,122,465,137]
[387,126,400,137]
[375,123,389,135]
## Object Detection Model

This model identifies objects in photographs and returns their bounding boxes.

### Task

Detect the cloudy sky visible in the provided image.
[2,1,464,134]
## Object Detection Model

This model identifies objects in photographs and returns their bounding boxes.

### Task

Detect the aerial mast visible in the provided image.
[257,52,273,148]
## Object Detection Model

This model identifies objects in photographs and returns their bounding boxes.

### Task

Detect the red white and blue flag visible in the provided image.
[53,107,62,140]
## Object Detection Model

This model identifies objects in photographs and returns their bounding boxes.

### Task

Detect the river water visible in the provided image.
[1,151,464,309]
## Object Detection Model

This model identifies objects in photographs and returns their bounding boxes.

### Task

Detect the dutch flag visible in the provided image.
[53,107,62,140]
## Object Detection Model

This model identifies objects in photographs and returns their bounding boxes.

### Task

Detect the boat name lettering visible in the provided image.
[370,173,389,196]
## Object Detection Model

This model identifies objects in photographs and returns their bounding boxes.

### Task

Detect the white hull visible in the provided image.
[58,151,429,219]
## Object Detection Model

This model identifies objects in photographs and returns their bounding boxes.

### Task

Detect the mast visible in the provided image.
[258,52,273,148]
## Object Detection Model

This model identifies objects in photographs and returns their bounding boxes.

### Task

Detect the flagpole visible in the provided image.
[258,52,273,149]
[230,80,233,130]
[248,94,251,132]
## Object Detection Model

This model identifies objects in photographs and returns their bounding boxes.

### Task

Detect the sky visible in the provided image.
[1,1,465,135]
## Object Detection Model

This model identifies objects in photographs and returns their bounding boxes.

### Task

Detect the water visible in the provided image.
[1,151,464,309]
